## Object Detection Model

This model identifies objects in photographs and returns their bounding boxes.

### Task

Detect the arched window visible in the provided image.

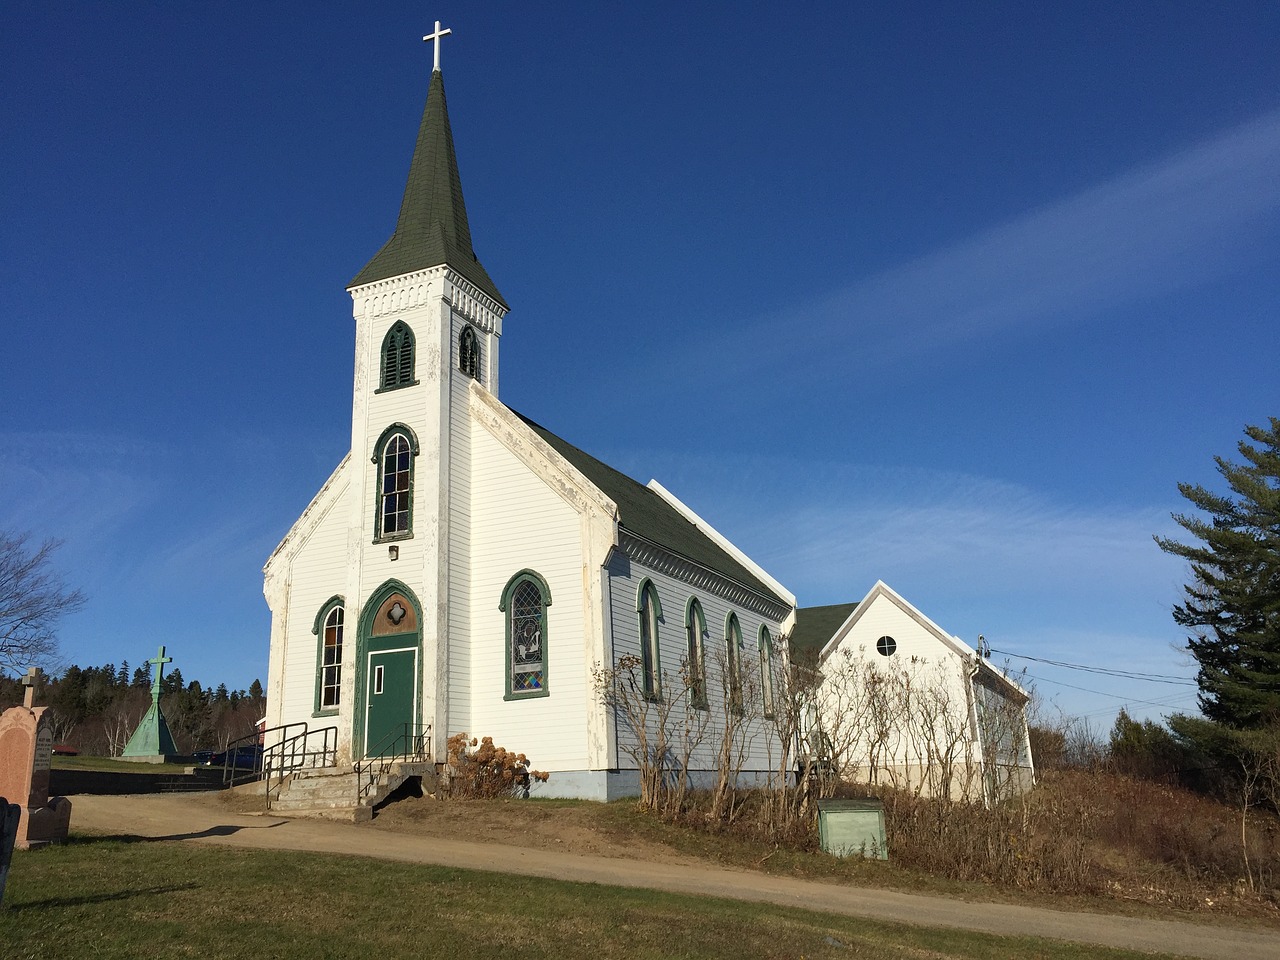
[459,325,480,380]
[312,597,344,714]
[638,580,662,701]
[726,613,743,713]
[758,625,776,719]
[372,424,418,541]
[379,321,416,391]
[686,598,707,710]
[500,570,552,698]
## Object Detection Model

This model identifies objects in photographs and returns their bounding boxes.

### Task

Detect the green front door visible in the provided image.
[365,647,417,758]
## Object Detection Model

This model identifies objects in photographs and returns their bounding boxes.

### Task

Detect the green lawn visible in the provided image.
[51,755,195,773]
[0,838,1178,960]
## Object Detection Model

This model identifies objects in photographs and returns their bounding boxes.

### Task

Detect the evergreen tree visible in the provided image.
[248,679,263,700]
[117,660,129,686]
[132,665,148,687]
[1156,418,1280,727]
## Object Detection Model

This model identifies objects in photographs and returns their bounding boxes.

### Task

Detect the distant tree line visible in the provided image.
[0,662,265,756]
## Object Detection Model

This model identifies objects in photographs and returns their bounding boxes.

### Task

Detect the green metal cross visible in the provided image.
[148,645,172,702]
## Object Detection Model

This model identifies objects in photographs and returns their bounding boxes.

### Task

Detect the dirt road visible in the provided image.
[69,793,1275,960]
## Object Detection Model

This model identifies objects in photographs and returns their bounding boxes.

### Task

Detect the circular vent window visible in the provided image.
[876,635,897,657]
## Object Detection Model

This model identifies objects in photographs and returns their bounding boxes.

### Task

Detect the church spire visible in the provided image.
[350,36,506,308]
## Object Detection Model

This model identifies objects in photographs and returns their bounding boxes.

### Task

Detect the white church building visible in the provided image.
[262,35,795,799]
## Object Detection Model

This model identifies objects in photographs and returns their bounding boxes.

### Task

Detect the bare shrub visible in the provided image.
[593,655,708,815]
[444,733,548,800]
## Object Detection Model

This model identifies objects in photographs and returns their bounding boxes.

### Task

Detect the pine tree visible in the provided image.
[1155,418,1280,728]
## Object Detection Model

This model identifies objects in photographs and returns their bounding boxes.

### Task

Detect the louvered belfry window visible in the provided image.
[459,325,479,380]
[380,321,415,390]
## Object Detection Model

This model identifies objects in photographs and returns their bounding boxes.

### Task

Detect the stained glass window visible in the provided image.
[506,575,548,696]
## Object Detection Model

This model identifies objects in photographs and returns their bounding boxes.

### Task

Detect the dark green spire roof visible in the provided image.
[350,71,507,308]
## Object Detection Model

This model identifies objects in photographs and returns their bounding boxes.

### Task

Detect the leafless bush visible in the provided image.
[444,732,548,800]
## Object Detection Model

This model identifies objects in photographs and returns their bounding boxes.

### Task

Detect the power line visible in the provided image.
[1025,673,1200,711]
[989,648,1195,686]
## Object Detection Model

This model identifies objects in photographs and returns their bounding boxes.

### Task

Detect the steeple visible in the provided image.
[350,68,507,308]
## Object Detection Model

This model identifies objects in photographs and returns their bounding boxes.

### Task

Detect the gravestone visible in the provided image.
[0,668,73,849]
[0,798,19,907]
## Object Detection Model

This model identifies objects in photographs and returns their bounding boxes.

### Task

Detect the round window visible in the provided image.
[876,635,897,657]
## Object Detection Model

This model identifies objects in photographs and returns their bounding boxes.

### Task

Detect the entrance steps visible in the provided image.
[268,761,438,822]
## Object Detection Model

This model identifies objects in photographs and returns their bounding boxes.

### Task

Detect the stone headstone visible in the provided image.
[0,798,19,907]
[0,703,72,849]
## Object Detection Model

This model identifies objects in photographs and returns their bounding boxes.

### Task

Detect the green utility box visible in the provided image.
[817,798,888,860]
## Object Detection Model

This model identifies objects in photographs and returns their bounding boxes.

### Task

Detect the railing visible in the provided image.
[262,724,339,809]
[354,723,431,801]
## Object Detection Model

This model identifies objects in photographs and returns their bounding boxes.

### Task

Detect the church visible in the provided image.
[262,28,795,800]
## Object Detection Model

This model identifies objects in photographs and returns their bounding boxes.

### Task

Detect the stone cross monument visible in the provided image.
[121,645,180,761]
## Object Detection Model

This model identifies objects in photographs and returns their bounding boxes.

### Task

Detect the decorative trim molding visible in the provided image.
[618,531,791,621]
[348,266,507,328]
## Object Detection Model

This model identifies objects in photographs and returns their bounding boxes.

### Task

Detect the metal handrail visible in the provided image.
[354,723,431,800]
[263,724,339,808]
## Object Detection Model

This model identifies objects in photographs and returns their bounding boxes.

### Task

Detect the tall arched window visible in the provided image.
[638,580,662,701]
[372,424,418,540]
[379,321,416,391]
[312,597,345,715]
[726,612,743,713]
[500,570,552,698]
[686,598,707,710]
[459,325,480,380]
[758,625,776,719]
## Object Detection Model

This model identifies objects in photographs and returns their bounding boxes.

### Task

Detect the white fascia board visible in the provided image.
[469,383,619,534]
[262,453,352,574]
[818,580,971,663]
[646,479,797,608]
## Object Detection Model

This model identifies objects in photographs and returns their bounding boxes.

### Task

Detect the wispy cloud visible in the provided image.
[703,107,1280,378]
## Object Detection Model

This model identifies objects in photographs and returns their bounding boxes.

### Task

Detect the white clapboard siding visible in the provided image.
[273,473,352,734]
[465,419,591,771]
[606,553,788,775]
[445,311,483,732]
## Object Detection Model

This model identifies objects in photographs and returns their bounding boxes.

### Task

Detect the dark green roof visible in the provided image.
[791,603,858,662]
[350,71,507,308]
[514,412,786,606]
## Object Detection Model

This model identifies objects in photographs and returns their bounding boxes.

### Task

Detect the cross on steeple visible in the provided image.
[423,19,452,73]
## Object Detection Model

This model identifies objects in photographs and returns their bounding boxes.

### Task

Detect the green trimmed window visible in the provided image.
[372,424,418,541]
[758,625,776,719]
[686,598,707,710]
[638,580,662,701]
[313,597,344,714]
[501,570,552,698]
[379,321,416,391]
[726,613,743,713]
[459,325,480,380]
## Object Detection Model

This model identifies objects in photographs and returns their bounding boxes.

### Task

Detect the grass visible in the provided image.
[1,838,1179,960]
[51,756,194,773]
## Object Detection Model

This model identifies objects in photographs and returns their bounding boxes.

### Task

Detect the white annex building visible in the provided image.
[791,582,1034,802]
[262,33,795,799]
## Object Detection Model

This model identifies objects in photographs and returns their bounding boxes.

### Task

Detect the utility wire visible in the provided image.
[989,648,1195,686]
[1025,673,1200,710]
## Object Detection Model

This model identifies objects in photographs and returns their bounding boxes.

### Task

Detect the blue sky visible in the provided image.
[3,3,1277,728]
